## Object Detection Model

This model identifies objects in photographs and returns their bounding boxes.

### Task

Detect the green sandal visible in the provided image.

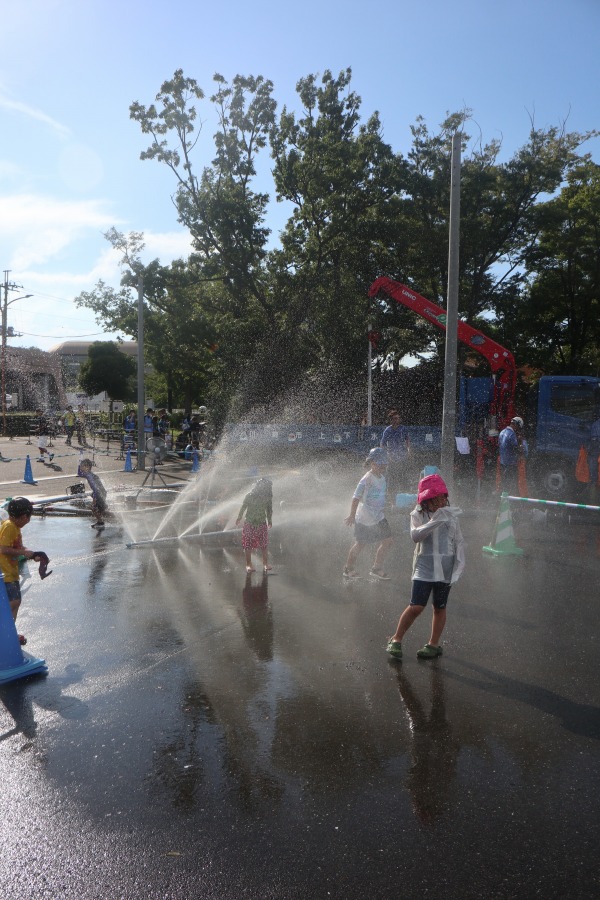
[417,643,443,659]
[386,639,403,660]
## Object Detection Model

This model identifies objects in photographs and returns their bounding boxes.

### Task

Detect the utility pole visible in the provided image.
[367,323,373,426]
[440,132,461,490]
[2,271,19,437]
[2,271,33,435]
[136,272,145,470]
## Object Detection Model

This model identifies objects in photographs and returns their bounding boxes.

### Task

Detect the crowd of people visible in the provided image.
[30,404,213,461]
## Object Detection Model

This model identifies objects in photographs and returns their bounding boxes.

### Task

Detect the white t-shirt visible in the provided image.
[353,471,387,526]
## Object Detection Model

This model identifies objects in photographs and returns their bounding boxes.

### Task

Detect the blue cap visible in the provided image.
[366,447,388,465]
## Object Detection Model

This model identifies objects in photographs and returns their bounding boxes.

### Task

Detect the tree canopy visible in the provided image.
[78,341,137,404]
[75,68,599,425]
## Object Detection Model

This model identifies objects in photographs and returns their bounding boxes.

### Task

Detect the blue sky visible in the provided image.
[1,0,598,351]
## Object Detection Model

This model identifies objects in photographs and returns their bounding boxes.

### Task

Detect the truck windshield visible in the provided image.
[550,383,599,422]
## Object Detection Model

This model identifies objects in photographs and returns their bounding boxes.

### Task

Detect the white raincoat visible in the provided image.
[410,505,465,584]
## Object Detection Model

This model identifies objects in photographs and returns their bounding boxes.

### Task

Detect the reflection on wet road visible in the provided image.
[1,494,599,898]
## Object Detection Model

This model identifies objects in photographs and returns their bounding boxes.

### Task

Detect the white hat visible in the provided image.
[511,416,524,428]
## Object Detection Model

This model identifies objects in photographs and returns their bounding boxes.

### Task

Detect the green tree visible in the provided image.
[269,68,405,378]
[75,231,225,416]
[504,159,600,373]
[130,70,276,309]
[77,68,600,423]
[374,113,595,374]
[129,70,285,415]
[78,341,136,410]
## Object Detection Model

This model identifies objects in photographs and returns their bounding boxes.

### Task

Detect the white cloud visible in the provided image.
[15,231,194,306]
[0,193,116,269]
[143,230,193,261]
[0,200,195,351]
[0,94,70,138]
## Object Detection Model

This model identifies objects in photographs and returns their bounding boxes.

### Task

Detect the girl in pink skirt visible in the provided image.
[236,478,273,573]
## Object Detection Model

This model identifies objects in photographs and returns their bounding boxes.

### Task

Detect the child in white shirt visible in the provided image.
[387,473,465,660]
[343,447,394,581]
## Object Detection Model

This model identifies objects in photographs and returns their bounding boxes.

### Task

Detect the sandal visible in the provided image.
[417,643,443,659]
[246,566,256,573]
[386,638,402,659]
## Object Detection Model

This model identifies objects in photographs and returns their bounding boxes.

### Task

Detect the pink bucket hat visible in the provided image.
[417,473,448,504]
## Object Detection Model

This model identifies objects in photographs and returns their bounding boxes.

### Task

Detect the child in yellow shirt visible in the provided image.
[0,497,49,646]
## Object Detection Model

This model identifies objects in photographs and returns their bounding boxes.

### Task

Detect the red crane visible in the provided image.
[368,276,517,430]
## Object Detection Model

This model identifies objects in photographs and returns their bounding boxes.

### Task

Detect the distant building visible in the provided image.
[5,347,67,410]
[49,340,139,390]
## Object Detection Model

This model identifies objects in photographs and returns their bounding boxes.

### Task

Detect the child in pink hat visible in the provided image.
[386,473,465,660]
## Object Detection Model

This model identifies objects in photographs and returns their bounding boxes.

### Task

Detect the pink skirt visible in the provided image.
[242,522,269,550]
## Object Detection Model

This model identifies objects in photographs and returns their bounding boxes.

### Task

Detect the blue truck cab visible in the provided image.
[530,375,600,496]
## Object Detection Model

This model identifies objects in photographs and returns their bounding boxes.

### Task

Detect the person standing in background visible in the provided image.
[63,405,76,445]
[380,409,410,501]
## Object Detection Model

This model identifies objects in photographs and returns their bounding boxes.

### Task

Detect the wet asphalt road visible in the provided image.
[1,474,600,899]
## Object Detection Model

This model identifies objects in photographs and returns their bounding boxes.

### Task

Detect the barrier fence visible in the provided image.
[505,494,600,512]
[483,491,600,558]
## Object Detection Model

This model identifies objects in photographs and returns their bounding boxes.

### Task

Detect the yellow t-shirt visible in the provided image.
[0,519,22,583]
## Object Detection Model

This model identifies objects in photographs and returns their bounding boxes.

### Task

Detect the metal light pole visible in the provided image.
[367,323,373,426]
[136,272,145,470]
[1,276,32,435]
[440,131,461,490]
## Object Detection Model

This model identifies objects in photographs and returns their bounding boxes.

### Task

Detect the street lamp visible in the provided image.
[2,293,32,435]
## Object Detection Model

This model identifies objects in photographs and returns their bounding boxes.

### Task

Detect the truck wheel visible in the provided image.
[540,465,572,499]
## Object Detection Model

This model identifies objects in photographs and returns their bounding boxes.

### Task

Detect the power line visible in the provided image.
[18,330,123,338]
[22,290,93,304]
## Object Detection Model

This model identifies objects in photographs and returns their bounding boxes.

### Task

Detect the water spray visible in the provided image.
[126,527,242,549]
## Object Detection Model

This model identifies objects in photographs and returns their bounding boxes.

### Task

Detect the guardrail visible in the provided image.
[222,423,442,454]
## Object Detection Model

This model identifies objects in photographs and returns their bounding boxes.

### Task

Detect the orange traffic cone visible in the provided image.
[575,445,590,483]
[517,457,528,497]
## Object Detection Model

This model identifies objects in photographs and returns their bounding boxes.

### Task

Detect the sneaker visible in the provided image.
[417,643,443,659]
[48,453,54,462]
[343,568,360,579]
[91,522,105,529]
[386,638,402,659]
[370,569,391,581]
[37,457,44,462]
[18,634,27,646]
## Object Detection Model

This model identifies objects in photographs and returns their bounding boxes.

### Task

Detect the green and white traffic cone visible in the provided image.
[482,493,524,557]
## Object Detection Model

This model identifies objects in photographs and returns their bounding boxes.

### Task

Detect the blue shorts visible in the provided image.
[354,517,392,545]
[410,579,451,609]
[4,581,21,603]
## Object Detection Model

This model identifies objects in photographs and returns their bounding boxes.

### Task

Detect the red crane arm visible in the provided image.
[368,276,516,427]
